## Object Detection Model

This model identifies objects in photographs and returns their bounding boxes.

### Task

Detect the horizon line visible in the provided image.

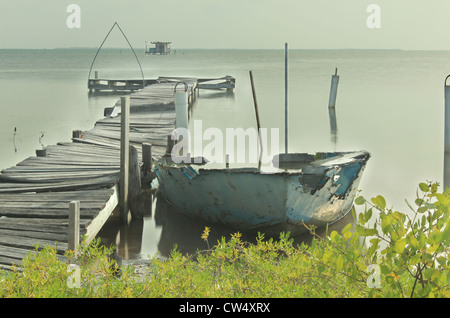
[1,47,449,52]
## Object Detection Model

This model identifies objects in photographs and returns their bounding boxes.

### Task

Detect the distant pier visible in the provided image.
[88,75,235,93]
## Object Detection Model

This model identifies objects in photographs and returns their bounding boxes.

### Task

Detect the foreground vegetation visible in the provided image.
[0,182,449,298]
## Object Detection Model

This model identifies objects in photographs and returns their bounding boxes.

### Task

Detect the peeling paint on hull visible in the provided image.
[154,151,370,236]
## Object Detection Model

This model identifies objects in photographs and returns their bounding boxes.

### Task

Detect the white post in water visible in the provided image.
[175,84,189,157]
[285,42,288,154]
[120,96,130,224]
[328,68,339,108]
[444,76,450,189]
[175,88,189,130]
[445,76,450,153]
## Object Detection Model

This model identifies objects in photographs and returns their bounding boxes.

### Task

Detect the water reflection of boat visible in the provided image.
[154,151,370,236]
[155,191,356,257]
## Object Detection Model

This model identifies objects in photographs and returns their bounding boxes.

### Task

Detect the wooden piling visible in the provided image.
[249,70,263,171]
[284,42,288,154]
[72,130,82,139]
[68,200,80,256]
[35,149,47,157]
[166,134,175,155]
[120,96,130,224]
[129,145,143,219]
[142,143,153,175]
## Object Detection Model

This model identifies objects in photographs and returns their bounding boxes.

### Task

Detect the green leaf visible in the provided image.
[355,196,366,205]
[418,206,428,213]
[405,199,416,213]
[380,264,391,274]
[394,239,406,254]
[419,182,430,193]
[342,223,352,234]
[408,235,419,249]
[381,214,393,234]
[415,198,424,206]
[430,183,438,194]
[336,255,343,272]
[423,268,434,280]
[330,231,339,243]
[371,195,386,210]
[323,249,333,263]
[410,253,422,266]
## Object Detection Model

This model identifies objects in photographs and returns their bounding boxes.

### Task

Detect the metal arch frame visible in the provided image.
[87,22,145,89]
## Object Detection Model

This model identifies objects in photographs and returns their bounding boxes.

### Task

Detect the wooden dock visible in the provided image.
[0,76,225,270]
[88,76,235,93]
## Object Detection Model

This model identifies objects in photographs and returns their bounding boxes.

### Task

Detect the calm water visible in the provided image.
[0,48,448,259]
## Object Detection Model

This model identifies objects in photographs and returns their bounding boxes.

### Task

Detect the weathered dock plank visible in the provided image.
[0,76,206,270]
[0,75,236,270]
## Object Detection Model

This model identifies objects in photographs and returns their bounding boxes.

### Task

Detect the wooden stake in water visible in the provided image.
[249,70,263,170]
[142,143,153,175]
[285,42,288,154]
[68,200,80,257]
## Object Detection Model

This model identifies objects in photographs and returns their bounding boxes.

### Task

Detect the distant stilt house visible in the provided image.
[145,41,171,55]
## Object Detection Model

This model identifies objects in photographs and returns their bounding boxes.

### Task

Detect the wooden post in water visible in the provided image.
[285,42,288,154]
[72,130,82,139]
[142,143,153,175]
[166,134,175,156]
[36,149,47,157]
[68,201,80,257]
[328,68,340,108]
[129,145,144,219]
[120,96,130,224]
[249,70,263,171]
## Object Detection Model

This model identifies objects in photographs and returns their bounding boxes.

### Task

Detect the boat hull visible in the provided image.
[154,151,369,236]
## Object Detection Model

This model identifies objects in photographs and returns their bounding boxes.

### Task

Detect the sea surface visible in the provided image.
[0,48,448,259]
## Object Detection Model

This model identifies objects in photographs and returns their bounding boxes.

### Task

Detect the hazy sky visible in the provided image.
[1,0,450,50]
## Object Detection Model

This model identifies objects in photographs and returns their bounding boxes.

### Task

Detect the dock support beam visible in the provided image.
[129,145,144,219]
[328,68,340,108]
[120,96,130,224]
[68,200,80,257]
[142,143,153,175]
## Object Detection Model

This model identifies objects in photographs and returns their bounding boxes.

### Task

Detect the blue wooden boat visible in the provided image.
[154,150,370,236]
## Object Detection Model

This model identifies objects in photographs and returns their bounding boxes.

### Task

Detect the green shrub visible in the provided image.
[0,182,448,298]
[353,181,450,297]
